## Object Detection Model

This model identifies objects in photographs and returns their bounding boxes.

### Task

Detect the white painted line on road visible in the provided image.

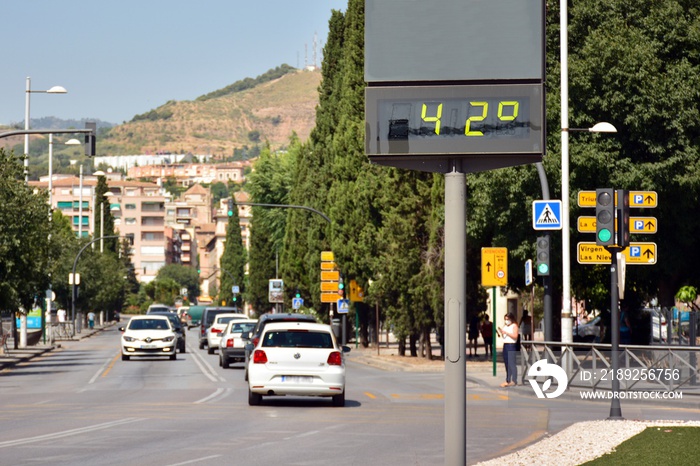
[194,387,233,404]
[166,455,222,466]
[0,418,144,448]
[86,355,116,386]
[283,430,319,441]
[187,343,226,383]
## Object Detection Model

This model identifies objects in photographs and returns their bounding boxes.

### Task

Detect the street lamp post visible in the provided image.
[560,1,617,346]
[24,77,67,183]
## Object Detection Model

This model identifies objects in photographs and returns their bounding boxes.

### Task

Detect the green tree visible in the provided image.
[156,263,200,302]
[0,149,52,312]
[219,194,247,308]
[93,175,117,252]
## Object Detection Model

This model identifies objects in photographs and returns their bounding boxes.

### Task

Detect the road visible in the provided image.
[0,325,446,465]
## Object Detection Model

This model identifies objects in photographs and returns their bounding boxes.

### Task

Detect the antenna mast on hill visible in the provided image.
[313,32,318,68]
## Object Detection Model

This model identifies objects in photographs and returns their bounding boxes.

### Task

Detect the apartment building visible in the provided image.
[33,173,172,283]
[127,161,249,186]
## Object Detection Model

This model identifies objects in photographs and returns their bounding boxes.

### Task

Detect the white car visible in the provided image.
[206,313,247,354]
[247,321,350,407]
[120,315,178,361]
[219,318,258,368]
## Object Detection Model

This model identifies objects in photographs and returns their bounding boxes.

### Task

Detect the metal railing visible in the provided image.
[49,322,75,341]
[521,341,700,393]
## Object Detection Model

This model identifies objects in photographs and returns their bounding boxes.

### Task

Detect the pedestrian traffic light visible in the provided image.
[616,189,630,248]
[536,236,550,276]
[595,188,615,247]
[227,199,235,217]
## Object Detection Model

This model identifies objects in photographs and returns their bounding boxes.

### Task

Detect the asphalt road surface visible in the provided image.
[0,325,446,465]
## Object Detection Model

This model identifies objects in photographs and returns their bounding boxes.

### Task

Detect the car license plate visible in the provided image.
[281,376,313,383]
[141,344,157,349]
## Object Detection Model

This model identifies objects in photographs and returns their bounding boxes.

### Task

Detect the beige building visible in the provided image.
[127,161,249,186]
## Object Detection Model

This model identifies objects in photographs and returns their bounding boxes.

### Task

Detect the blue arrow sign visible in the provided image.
[532,200,562,230]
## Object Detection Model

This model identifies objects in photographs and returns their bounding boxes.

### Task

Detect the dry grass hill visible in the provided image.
[100,67,322,157]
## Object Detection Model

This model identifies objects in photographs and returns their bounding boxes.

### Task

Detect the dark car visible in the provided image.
[242,313,317,380]
[149,311,186,353]
[199,307,242,349]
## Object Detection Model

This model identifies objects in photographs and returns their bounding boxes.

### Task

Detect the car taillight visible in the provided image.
[252,337,260,347]
[226,339,234,348]
[211,328,222,334]
[253,349,268,364]
[327,351,342,366]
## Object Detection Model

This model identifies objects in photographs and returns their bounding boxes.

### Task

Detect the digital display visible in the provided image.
[366,84,544,159]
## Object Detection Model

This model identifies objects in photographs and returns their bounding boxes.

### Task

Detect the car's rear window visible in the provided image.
[216,315,243,325]
[230,322,256,334]
[129,319,170,330]
[262,330,333,349]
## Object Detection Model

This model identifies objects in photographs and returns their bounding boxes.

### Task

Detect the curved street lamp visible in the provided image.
[24,77,68,182]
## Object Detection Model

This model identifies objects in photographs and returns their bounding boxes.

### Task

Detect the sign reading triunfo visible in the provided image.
[578,190,658,208]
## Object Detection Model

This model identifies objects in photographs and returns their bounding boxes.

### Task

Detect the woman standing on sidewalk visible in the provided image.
[497,313,519,387]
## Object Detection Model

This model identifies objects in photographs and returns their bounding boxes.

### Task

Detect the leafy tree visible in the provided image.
[0,148,52,312]
[219,195,247,308]
[156,263,200,302]
[93,175,117,252]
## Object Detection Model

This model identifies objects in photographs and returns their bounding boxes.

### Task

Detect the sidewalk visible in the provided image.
[0,323,114,372]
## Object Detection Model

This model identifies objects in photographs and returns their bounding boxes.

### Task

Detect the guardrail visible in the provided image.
[521,341,700,393]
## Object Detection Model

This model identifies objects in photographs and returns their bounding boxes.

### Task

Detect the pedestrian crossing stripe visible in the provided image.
[532,200,563,230]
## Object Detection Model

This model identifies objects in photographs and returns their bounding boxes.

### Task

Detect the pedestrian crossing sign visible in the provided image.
[532,200,562,230]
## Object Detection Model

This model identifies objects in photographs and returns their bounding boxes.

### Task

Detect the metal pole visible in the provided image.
[560,0,573,345]
[608,248,623,419]
[24,77,31,183]
[535,163,553,341]
[444,168,466,465]
[71,235,120,336]
[78,164,83,238]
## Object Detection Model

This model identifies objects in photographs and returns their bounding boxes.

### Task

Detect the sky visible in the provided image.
[0,0,347,126]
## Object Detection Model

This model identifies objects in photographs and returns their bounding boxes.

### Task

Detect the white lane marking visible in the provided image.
[87,357,115,385]
[0,418,143,448]
[186,343,226,383]
[283,430,319,441]
[166,455,222,466]
[194,387,233,404]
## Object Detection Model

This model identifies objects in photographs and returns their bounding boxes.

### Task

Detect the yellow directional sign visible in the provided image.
[321,251,335,262]
[320,262,337,271]
[320,270,340,281]
[320,281,339,292]
[630,216,657,234]
[629,191,657,208]
[577,242,657,265]
[577,216,657,234]
[578,190,658,208]
[320,292,341,303]
[481,247,508,287]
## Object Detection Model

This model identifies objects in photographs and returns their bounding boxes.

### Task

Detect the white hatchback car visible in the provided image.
[247,322,350,407]
[206,313,247,354]
[219,318,257,368]
[120,315,178,361]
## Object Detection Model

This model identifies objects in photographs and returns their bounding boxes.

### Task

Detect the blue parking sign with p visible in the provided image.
[629,246,641,257]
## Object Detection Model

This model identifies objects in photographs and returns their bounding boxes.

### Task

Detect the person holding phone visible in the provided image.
[497,312,519,387]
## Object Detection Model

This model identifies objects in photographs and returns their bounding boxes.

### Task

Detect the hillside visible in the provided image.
[99,67,322,157]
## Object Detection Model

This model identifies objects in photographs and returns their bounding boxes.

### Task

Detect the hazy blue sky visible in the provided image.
[0,0,347,125]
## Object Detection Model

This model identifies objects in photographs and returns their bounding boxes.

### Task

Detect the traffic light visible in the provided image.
[536,236,550,276]
[616,189,630,248]
[595,188,615,247]
[84,122,96,156]
[338,276,344,297]
[227,199,235,217]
